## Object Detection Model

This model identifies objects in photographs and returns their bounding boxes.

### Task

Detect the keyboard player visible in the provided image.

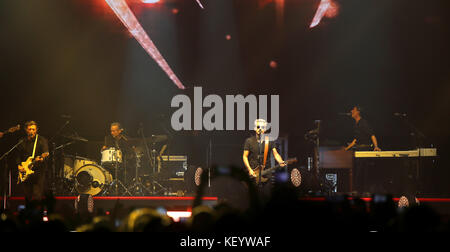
[344,106,381,152]
[344,105,381,195]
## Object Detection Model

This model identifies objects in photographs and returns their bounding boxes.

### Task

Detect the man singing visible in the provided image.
[243,119,286,181]
[344,106,381,152]
[344,106,381,194]
[16,121,49,202]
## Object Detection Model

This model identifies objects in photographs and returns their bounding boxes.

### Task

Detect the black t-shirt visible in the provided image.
[354,118,375,147]
[16,135,49,174]
[244,136,276,170]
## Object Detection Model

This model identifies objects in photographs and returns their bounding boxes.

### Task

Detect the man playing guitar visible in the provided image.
[243,119,286,183]
[16,121,49,202]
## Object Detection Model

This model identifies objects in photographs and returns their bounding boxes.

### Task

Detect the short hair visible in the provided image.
[25,121,38,129]
[254,119,268,130]
[110,122,122,129]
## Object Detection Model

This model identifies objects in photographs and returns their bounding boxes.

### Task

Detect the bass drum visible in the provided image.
[74,157,97,173]
[75,164,112,196]
[63,156,97,180]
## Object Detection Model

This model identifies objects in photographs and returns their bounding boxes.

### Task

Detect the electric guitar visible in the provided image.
[252,158,298,184]
[18,153,49,184]
[1,124,21,137]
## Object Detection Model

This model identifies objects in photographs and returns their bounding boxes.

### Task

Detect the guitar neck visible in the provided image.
[2,125,20,135]
[260,158,297,176]
[262,165,282,175]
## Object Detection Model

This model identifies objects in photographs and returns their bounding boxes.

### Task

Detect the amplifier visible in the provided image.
[158,155,188,179]
[319,147,353,169]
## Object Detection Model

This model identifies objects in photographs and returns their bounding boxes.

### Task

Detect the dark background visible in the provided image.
[1,0,449,195]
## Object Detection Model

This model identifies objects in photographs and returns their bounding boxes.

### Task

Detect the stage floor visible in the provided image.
[2,196,450,216]
[2,196,218,212]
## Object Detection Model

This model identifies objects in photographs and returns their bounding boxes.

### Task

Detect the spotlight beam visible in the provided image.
[310,0,330,28]
[196,0,205,9]
[105,0,185,89]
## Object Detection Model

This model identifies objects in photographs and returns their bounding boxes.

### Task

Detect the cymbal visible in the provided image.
[62,134,88,142]
[126,135,168,145]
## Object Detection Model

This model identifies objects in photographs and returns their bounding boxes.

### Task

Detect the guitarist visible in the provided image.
[243,119,286,184]
[16,121,49,202]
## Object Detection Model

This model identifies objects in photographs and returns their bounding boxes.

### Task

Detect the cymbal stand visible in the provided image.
[128,153,152,196]
[138,124,168,195]
[150,141,168,195]
[54,141,76,195]
[104,154,132,196]
[49,119,71,195]
[304,120,333,195]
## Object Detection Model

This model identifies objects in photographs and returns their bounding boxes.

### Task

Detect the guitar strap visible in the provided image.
[262,136,269,168]
[31,134,39,159]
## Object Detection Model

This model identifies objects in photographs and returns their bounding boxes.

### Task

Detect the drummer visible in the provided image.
[102,122,135,174]
[102,122,132,152]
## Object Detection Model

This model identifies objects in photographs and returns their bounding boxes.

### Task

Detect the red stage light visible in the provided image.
[310,0,339,28]
[269,60,278,69]
[141,0,160,3]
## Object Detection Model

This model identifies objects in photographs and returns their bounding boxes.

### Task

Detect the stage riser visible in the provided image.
[2,197,218,212]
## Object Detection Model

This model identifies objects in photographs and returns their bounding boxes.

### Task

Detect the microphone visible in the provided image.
[394,113,407,117]
[338,113,351,116]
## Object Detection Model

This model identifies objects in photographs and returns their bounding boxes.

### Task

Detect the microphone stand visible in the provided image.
[304,120,331,195]
[49,119,71,196]
[398,115,430,196]
[401,115,428,149]
[1,139,24,210]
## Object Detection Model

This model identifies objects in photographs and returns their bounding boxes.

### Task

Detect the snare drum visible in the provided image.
[101,148,123,165]
[75,164,113,196]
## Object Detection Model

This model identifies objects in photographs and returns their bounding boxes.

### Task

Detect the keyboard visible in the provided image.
[354,148,437,158]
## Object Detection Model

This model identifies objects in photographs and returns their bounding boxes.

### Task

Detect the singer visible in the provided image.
[16,121,49,202]
[344,106,381,152]
[343,106,381,195]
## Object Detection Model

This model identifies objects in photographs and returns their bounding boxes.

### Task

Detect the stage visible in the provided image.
[1,0,450,233]
[2,195,450,217]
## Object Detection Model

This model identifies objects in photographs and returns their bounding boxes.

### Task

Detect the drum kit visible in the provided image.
[55,133,172,197]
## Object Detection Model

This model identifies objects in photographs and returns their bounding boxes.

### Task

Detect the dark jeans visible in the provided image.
[22,171,46,202]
